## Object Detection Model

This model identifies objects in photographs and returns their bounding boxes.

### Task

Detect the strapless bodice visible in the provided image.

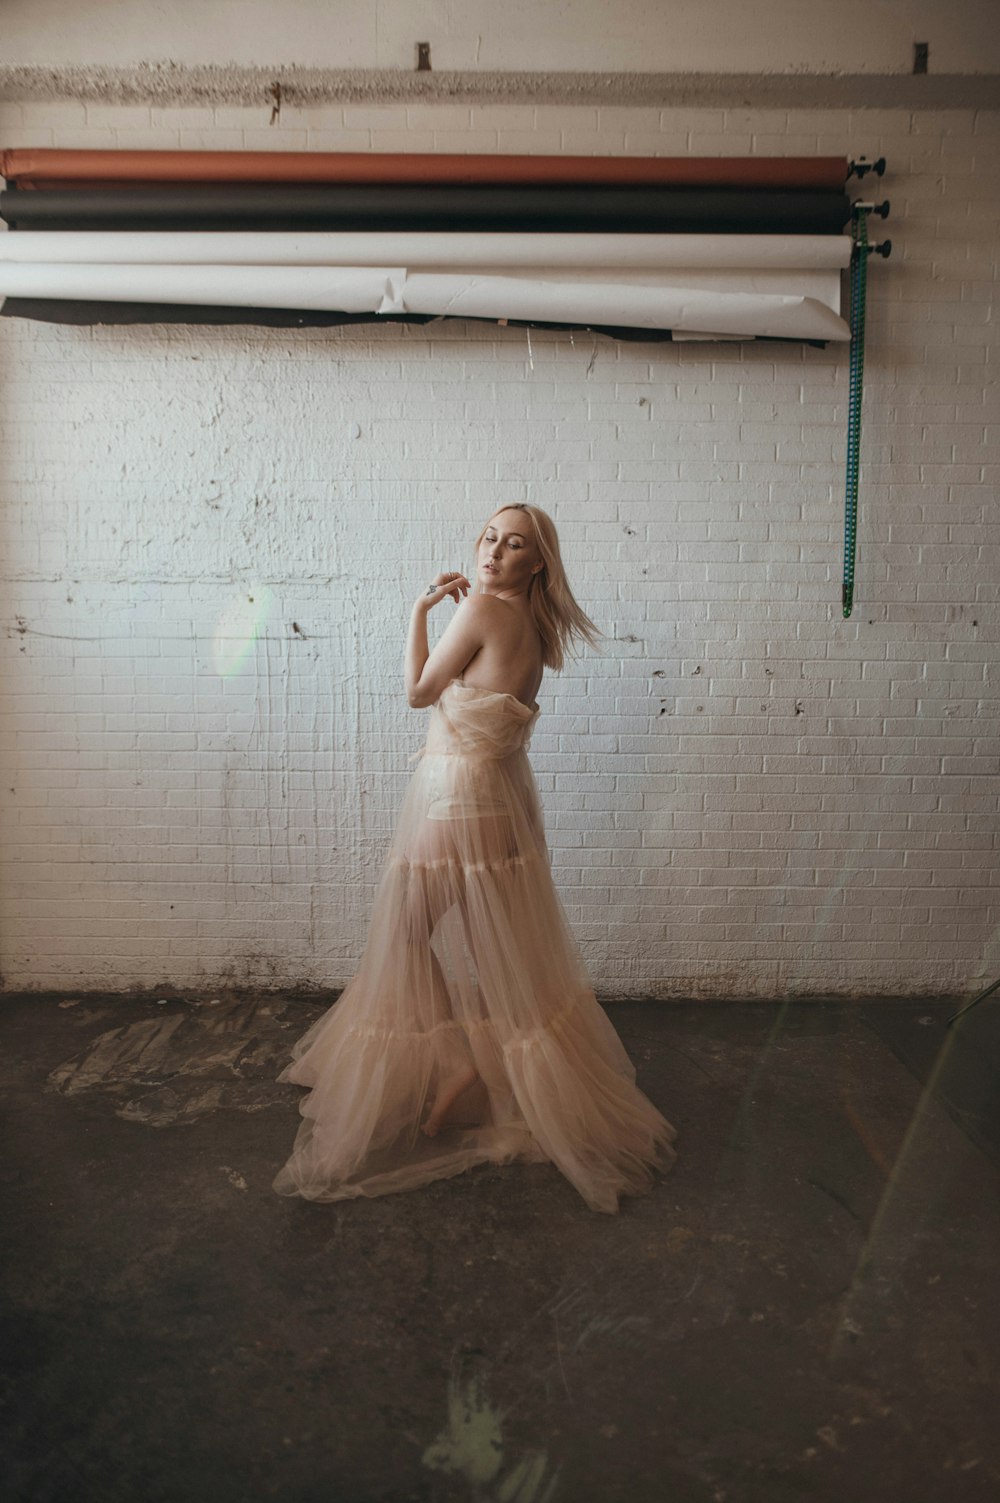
[416,678,540,762]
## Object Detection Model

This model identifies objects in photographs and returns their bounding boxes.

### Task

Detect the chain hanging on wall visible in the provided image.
[842,193,890,618]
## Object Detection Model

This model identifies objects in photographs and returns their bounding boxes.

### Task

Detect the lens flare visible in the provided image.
[211,588,272,677]
[825,1008,974,1363]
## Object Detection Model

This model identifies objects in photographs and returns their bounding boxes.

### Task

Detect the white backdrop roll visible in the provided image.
[0,261,849,338]
[382,273,850,339]
[0,230,854,271]
[0,262,405,310]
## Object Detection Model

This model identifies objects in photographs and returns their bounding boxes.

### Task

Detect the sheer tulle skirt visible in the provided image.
[272,681,677,1213]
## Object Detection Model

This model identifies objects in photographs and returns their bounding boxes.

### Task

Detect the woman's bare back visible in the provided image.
[460,597,544,708]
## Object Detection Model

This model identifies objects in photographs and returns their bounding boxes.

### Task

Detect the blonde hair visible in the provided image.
[472,503,604,672]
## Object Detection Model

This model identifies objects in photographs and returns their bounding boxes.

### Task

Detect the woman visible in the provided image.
[272,504,677,1213]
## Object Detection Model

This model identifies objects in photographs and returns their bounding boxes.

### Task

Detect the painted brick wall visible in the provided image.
[4,0,999,75]
[1,99,998,999]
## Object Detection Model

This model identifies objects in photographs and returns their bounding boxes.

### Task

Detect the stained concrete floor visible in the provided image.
[2,990,999,1503]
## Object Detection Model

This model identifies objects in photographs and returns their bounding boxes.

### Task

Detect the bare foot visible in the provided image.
[422,1063,481,1137]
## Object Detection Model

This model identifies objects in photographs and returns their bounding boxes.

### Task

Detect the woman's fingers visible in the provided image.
[438,572,470,603]
[421,573,470,607]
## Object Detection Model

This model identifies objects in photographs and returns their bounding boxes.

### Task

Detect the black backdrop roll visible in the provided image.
[0,184,851,234]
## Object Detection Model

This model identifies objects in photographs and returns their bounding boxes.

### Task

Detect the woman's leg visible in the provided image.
[400,861,456,1030]
[402,813,485,1135]
[422,809,525,1133]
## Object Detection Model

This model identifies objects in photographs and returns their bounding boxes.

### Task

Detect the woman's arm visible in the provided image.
[406,578,496,709]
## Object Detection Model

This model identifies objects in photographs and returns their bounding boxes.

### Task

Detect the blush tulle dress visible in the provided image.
[272,676,677,1213]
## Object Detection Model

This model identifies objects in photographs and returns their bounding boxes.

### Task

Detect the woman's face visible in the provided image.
[477,509,542,598]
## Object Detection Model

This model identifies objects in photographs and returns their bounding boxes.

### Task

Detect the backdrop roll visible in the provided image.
[0,185,852,235]
[0,262,849,339]
[0,148,850,191]
[0,230,854,271]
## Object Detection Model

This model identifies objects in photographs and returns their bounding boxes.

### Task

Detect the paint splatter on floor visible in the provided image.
[422,1358,560,1502]
[46,996,312,1126]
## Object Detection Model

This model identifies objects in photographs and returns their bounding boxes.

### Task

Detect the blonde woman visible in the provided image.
[273,504,677,1213]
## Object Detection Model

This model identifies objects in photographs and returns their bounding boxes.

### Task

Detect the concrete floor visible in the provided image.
[2,989,998,1503]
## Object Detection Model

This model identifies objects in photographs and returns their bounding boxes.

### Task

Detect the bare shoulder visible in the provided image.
[465,591,508,613]
[462,592,513,630]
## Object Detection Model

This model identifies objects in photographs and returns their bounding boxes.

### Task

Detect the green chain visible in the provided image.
[842,208,868,617]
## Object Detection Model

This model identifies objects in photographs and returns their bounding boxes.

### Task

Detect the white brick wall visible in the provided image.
[1,99,998,998]
[3,0,999,74]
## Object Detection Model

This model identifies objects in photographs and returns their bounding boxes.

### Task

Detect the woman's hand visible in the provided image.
[418,572,471,608]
